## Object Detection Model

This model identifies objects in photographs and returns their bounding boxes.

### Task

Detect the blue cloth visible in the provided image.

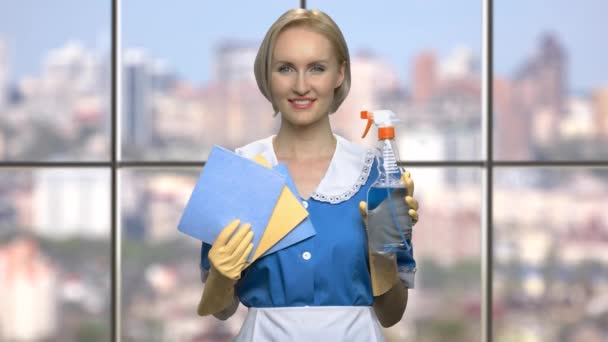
[200,160,417,307]
[178,145,287,263]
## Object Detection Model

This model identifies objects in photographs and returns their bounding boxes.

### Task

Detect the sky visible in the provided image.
[0,0,606,92]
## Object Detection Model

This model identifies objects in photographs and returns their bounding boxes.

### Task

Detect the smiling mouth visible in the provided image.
[289,99,315,109]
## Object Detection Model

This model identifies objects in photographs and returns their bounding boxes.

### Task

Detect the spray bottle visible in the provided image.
[361,110,412,255]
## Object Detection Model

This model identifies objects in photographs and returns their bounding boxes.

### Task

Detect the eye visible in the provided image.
[310,64,326,73]
[277,65,293,73]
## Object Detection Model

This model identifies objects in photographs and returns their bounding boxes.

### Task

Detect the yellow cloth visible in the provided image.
[249,154,308,262]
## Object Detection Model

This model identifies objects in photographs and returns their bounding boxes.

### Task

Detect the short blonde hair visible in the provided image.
[254,8,351,115]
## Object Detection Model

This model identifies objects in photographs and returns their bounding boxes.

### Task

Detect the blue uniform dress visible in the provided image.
[199,135,416,340]
[199,134,416,308]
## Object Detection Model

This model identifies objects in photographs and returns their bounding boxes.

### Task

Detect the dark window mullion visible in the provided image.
[483,1,493,341]
[2,160,608,169]
[111,0,118,341]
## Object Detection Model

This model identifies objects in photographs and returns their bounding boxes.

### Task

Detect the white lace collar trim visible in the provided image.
[235,134,374,204]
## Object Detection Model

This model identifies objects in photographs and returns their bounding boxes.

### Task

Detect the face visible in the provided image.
[271,26,345,127]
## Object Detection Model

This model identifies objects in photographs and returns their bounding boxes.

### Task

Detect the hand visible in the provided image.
[401,171,419,225]
[208,219,254,281]
[359,171,420,228]
[359,171,419,296]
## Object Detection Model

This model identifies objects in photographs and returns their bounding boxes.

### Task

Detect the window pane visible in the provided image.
[0,1,111,161]
[119,167,481,341]
[121,1,296,161]
[307,1,482,161]
[120,169,246,340]
[0,169,111,341]
[494,1,608,160]
[390,167,481,342]
[494,168,608,340]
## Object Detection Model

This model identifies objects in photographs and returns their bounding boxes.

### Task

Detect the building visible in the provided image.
[411,51,438,106]
[145,173,196,242]
[439,47,479,83]
[43,41,99,96]
[123,49,154,152]
[0,129,5,160]
[593,87,608,139]
[152,88,208,156]
[511,33,567,152]
[412,186,481,266]
[535,34,568,116]
[559,97,595,139]
[515,33,567,116]
[0,237,58,341]
[494,77,525,160]
[33,169,109,239]
[214,41,257,84]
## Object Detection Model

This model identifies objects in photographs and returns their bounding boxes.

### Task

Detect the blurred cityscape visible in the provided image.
[0,32,607,162]
[0,39,111,161]
[493,171,608,342]
[494,34,608,161]
[0,27,607,342]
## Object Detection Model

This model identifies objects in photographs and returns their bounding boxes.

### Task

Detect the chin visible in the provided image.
[281,112,325,127]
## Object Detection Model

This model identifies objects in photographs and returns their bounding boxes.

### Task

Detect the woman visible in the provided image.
[197,8,419,341]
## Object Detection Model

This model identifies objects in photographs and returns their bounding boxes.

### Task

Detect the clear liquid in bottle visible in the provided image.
[366,138,412,254]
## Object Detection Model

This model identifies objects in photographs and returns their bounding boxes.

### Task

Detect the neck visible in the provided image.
[274,116,336,161]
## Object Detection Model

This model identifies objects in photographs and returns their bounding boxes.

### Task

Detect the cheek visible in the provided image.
[317,77,339,98]
[270,75,292,96]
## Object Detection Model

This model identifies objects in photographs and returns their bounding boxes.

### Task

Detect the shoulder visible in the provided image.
[234,135,278,166]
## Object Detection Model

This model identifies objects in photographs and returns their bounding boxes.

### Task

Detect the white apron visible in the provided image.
[234,306,386,342]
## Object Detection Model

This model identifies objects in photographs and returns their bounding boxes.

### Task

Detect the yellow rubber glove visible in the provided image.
[360,171,419,297]
[208,219,254,280]
[198,219,254,316]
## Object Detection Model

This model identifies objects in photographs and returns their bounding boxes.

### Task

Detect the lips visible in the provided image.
[288,98,315,109]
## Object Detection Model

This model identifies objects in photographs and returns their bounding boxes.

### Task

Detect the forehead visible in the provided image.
[273,26,335,62]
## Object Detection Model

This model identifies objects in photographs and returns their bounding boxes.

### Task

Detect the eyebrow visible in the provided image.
[273,60,331,67]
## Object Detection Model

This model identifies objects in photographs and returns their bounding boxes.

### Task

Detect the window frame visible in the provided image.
[1,1,607,341]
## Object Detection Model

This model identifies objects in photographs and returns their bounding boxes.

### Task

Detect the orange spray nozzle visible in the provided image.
[360,110,374,138]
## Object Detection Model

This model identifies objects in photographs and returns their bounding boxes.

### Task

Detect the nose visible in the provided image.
[293,71,311,95]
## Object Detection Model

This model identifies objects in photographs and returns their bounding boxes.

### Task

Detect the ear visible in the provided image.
[335,61,346,88]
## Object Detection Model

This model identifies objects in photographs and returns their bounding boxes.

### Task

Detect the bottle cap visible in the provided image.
[378,127,395,139]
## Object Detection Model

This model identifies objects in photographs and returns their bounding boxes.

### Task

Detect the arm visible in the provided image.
[203,266,240,320]
[213,296,239,320]
[197,219,253,317]
[373,280,408,328]
[198,245,239,320]
[367,251,409,327]
[362,171,419,327]
[198,266,240,318]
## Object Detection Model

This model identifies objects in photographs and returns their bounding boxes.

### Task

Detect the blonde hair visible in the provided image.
[254,8,351,115]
